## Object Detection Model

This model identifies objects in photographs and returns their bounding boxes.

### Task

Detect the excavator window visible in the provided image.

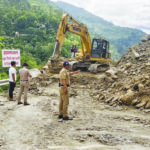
[91,39,108,58]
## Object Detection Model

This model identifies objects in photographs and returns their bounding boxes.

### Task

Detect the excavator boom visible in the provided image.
[52,13,91,59]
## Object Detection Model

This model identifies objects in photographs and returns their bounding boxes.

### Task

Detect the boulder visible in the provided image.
[135,101,147,109]
[105,68,118,80]
[131,49,140,59]
[29,69,41,78]
[131,99,140,106]
[121,90,134,105]
[105,68,116,77]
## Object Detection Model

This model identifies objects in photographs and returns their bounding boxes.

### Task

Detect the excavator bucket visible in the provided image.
[50,40,63,73]
[49,57,63,73]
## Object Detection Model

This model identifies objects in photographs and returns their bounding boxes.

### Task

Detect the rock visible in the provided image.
[42,65,48,70]
[138,84,144,92]
[105,68,116,77]
[105,97,114,103]
[30,81,37,89]
[105,68,118,80]
[0,103,4,106]
[146,63,150,66]
[101,75,114,83]
[99,92,104,98]
[143,109,150,113]
[138,89,150,96]
[99,92,105,100]
[135,101,147,109]
[109,101,116,106]
[124,70,128,74]
[112,97,119,103]
[38,89,43,94]
[111,75,118,80]
[121,90,134,105]
[40,81,49,87]
[131,99,139,106]
[145,101,150,109]
[70,90,78,97]
[144,75,149,80]
[125,63,132,69]
[132,72,136,75]
[29,68,41,78]
[131,49,140,59]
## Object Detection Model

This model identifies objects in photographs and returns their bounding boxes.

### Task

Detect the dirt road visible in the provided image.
[0,73,150,150]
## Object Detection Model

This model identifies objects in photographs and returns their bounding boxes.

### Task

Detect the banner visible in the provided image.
[2,50,21,67]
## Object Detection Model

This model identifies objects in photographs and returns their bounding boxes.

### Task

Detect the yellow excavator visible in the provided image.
[50,13,111,73]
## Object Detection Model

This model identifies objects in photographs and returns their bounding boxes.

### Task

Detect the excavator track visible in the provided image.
[88,63,110,73]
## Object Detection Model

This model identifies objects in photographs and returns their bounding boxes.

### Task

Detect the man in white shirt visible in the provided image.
[9,61,17,101]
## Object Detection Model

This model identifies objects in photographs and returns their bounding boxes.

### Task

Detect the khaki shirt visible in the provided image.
[19,67,30,81]
[59,68,70,85]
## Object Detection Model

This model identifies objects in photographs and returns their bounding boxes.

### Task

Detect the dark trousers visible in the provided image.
[9,82,16,99]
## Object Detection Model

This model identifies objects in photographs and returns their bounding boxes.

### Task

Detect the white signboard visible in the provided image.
[2,50,21,67]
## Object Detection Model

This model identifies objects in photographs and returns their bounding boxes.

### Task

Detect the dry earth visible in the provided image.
[0,73,150,150]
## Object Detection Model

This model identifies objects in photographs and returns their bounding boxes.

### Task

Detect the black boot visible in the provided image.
[58,115,63,119]
[24,102,30,106]
[63,116,73,120]
[18,102,23,105]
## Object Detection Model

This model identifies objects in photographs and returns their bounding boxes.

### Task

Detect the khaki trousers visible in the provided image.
[18,81,29,103]
[59,87,69,117]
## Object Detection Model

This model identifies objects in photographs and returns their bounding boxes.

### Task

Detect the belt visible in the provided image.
[59,83,70,87]
[21,80,28,81]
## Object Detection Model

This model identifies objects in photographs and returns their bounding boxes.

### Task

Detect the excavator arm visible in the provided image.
[52,13,91,59]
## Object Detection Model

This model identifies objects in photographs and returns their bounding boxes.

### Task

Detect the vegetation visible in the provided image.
[0,0,80,81]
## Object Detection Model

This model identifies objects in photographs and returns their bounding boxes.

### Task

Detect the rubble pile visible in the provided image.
[29,66,59,95]
[29,57,76,95]
[99,35,150,109]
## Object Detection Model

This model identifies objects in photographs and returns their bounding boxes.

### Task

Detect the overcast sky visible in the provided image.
[52,0,150,33]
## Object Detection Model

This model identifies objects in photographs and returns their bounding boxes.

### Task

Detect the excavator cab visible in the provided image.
[91,38,110,59]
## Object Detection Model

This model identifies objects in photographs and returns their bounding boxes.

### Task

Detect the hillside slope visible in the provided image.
[0,0,81,80]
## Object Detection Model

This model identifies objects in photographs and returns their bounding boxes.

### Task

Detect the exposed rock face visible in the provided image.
[99,34,150,109]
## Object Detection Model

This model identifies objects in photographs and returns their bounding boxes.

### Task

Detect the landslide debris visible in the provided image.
[98,35,150,109]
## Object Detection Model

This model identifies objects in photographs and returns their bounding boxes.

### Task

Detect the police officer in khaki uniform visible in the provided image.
[17,63,32,105]
[58,61,80,120]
